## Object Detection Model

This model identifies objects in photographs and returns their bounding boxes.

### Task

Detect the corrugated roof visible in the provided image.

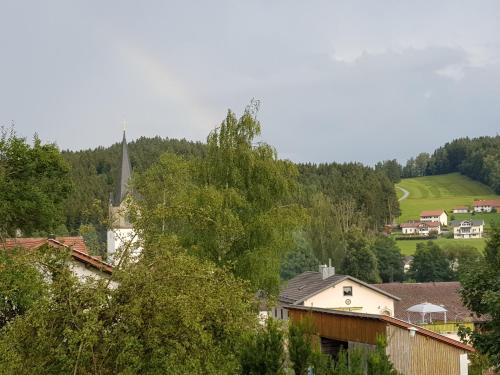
[280,271,400,305]
[286,305,474,352]
[372,282,485,323]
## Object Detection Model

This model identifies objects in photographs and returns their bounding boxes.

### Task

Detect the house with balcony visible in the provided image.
[450,219,484,239]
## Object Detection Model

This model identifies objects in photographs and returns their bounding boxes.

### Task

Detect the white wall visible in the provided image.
[303,279,395,316]
[107,228,142,265]
[69,260,118,289]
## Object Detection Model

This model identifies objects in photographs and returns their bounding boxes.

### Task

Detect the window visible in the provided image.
[343,286,352,296]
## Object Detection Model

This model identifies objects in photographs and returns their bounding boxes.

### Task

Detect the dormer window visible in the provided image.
[343,286,353,296]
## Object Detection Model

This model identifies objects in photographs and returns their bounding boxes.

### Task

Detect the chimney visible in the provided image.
[319,259,335,279]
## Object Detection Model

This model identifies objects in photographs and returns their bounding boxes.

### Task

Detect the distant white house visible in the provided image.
[400,221,441,236]
[473,200,500,213]
[452,206,469,214]
[450,219,485,239]
[420,210,448,226]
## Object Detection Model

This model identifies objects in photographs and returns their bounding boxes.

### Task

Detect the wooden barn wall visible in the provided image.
[386,324,467,375]
[288,309,386,345]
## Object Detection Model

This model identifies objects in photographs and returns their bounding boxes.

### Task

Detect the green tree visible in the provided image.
[78,223,102,256]
[367,336,400,375]
[409,241,453,282]
[288,317,317,375]
[133,105,305,294]
[0,128,72,237]
[0,239,257,374]
[280,232,318,280]
[240,318,286,375]
[371,237,404,282]
[459,228,500,366]
[340,229,381,283]
[0,248,46,328]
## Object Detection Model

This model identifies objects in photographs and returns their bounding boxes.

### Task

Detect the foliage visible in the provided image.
[367,336,400,375]
[239,318,286,375]
[375,159,402,183]
[288,317,317,375]
[409,241,453,282]
[0,128,72,237]
[0,248,46,328]
[371,237,404,282]
[402,135,500,194]
[133,105,306,294]
[0,240,257,374]
[459,228,500,366]
[339,229,381,283]
[78,223,102,256]
[280,232,318,280]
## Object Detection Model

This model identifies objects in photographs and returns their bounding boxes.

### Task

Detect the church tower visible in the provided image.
[107,131,140,264]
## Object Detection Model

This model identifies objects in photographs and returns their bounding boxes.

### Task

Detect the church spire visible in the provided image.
[115,130,132,205]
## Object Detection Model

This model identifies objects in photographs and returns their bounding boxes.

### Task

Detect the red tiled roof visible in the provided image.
[373,282,485,323]
[2,237,113,274]
[400,221,440,228]
[473,200,500,207]
[420,210,445,217]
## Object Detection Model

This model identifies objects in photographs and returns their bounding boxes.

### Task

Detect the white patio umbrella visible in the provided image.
[406,302,447,324]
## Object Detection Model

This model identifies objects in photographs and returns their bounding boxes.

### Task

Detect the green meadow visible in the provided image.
[394,173,499,255]
[396,173,499,223]
[395,237,487,256]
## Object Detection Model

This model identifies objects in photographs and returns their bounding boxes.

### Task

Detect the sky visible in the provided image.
[1,1,499,165]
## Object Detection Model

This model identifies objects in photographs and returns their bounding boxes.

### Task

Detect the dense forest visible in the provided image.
[400,135,500,193]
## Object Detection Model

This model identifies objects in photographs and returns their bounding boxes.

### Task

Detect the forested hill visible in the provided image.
[62,136,206,233]
[61,136,399,245]
[401,135,500,193]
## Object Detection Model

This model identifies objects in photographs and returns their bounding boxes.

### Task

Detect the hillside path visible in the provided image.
[396,186,410,202]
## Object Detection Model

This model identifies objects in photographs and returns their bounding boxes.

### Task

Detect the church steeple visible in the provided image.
[114,130,132,206]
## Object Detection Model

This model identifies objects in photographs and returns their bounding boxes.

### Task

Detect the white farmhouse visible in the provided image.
[473,200,500,213]
[420,210,448,226]
[452,206,469,214]
[450,219,485,239]
[272,264,400,320]
[400,221,441,236]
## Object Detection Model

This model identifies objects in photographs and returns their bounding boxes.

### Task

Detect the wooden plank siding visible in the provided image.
[288,309,386,345]
[287,307,473,375]
[386,324,468,375]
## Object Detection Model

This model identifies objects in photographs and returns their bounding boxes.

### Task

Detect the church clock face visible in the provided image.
[345,299,351,305]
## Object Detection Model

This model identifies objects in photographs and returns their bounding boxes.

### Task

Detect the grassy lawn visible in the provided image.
[396,173,499,223]
[395,237,487,256]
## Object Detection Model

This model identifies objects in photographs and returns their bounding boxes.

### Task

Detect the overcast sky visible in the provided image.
[1,1,499,164]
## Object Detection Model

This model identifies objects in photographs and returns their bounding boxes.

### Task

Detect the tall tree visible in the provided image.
[459,228,500,366]
[0,128,72,237]
[371,237,404,283]
[133,104,305,294]
[409,241,453,282]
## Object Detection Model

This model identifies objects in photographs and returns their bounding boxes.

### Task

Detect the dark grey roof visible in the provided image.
[449,219,484,227]
[114,131,132,206]
[279,271,400,305]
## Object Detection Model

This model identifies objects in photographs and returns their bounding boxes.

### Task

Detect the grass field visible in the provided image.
[394,173,499,255]
[395,237,487,256]
[396,173,499,223]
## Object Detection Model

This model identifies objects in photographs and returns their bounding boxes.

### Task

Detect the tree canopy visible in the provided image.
[0,128,72,237]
